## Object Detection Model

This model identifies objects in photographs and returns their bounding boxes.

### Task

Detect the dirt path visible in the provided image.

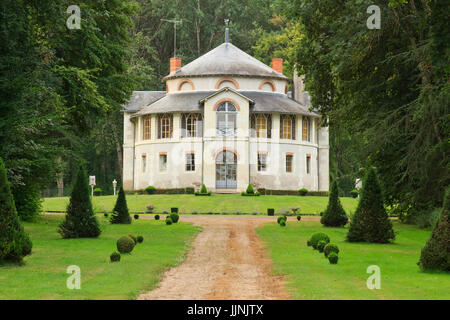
[137,217,290,300]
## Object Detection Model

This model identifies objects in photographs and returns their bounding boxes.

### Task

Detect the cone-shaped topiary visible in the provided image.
[347,167,394,243]
[58,166,101,238]
[246,184,255,194]
[110,187,131,224]
[418,188,449,271]
[320,180,348,227]
[0,157,32,262]
[200,184,207,194]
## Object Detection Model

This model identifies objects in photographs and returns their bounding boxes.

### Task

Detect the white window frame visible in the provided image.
[159,154,167,172]
[216,102,237,137]
[186,153,195,171]
[257,153,267,172]
[286,154,294,173]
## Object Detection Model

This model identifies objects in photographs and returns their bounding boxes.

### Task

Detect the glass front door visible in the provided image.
[215,151,237,189]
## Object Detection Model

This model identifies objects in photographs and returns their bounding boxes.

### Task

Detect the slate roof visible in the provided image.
[162,43,289,81]
[123,91,166,112]
[131,90,318,118]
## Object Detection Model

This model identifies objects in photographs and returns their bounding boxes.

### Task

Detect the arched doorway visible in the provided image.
[215,150,237,189]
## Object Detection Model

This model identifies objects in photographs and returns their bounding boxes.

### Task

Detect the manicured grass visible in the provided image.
[257,220,450,299]
[42,194,358,215]
[0,216,200,300]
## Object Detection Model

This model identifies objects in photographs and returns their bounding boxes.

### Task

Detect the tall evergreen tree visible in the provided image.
[110,187,131,224]
[347,167,395,243]
[320,180,348,227]
[58,166,101,238]
[0,157,32,262]
[418,188,450,272]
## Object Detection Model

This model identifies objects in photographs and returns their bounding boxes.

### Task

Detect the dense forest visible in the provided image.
[0,0,448,225]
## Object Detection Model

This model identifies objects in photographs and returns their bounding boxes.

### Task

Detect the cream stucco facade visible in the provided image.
[122,41,329,193]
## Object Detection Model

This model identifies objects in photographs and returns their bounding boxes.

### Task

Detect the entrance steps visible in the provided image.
[214,189,241,194]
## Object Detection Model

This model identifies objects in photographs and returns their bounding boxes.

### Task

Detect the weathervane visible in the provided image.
[161,19,183,57]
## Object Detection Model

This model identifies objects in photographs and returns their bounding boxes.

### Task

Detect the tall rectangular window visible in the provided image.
[286,154,293,173]
[142,155,147,173]
[306,155,311,174]
[251,114,272,138]
[143,116,151,140]
[159,154,167,172]
[302,117,311,142]
[158,114,173,139]
[186,153,195,171]
[280,115,296,140]
[257,153,267,172]
[181,113,203,138]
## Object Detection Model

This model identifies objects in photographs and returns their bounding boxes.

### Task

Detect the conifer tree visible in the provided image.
[0,157,32,262]
[58,166,101,238]
[110,187,131,224]
[320,180,348,227]
[418,188,449,271]
[347,167,395,243]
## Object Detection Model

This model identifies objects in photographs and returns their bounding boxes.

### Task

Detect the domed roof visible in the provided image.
[162,43,289,81]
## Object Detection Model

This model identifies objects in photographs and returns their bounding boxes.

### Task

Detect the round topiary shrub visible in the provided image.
[350,189,359,198]
[317,240,327,252]
[328,252,338,264]
[128,234,137,244]
[93,187,102,196]
[297,215,301,221]
[145,186,156,194]
[110,252,121,262]
[154,214,160,220]
[279,220,286,227]
[299,188,308,196]
[117,236,135,254]
[324,243,340,258]
[137,235,144,243]
[277,216,287,224]
[170,213,179,223]
[309,233,330,250]
[166,217,173,225]
[134,214,139,220]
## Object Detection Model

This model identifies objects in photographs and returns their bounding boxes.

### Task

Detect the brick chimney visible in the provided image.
[272,58,283,74]
[170,57,182,73]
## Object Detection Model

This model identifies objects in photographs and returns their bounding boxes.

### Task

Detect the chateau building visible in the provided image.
[122,36,329,193]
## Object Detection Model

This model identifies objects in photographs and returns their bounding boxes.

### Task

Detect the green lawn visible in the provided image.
[257,220,450,300]
[42,194,358,215]
[0,216,200,300]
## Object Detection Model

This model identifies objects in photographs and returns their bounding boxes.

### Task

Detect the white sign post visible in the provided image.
[89,176,96,197]
[113,179,117,196]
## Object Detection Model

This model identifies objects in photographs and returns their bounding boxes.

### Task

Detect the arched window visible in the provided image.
[158,114,173,139]
[250,114,272,138]
[216,101,237,137]
[143,115,151,140]
[302,117,311,142]
[181,113,203,138]
[280,115,296,140]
